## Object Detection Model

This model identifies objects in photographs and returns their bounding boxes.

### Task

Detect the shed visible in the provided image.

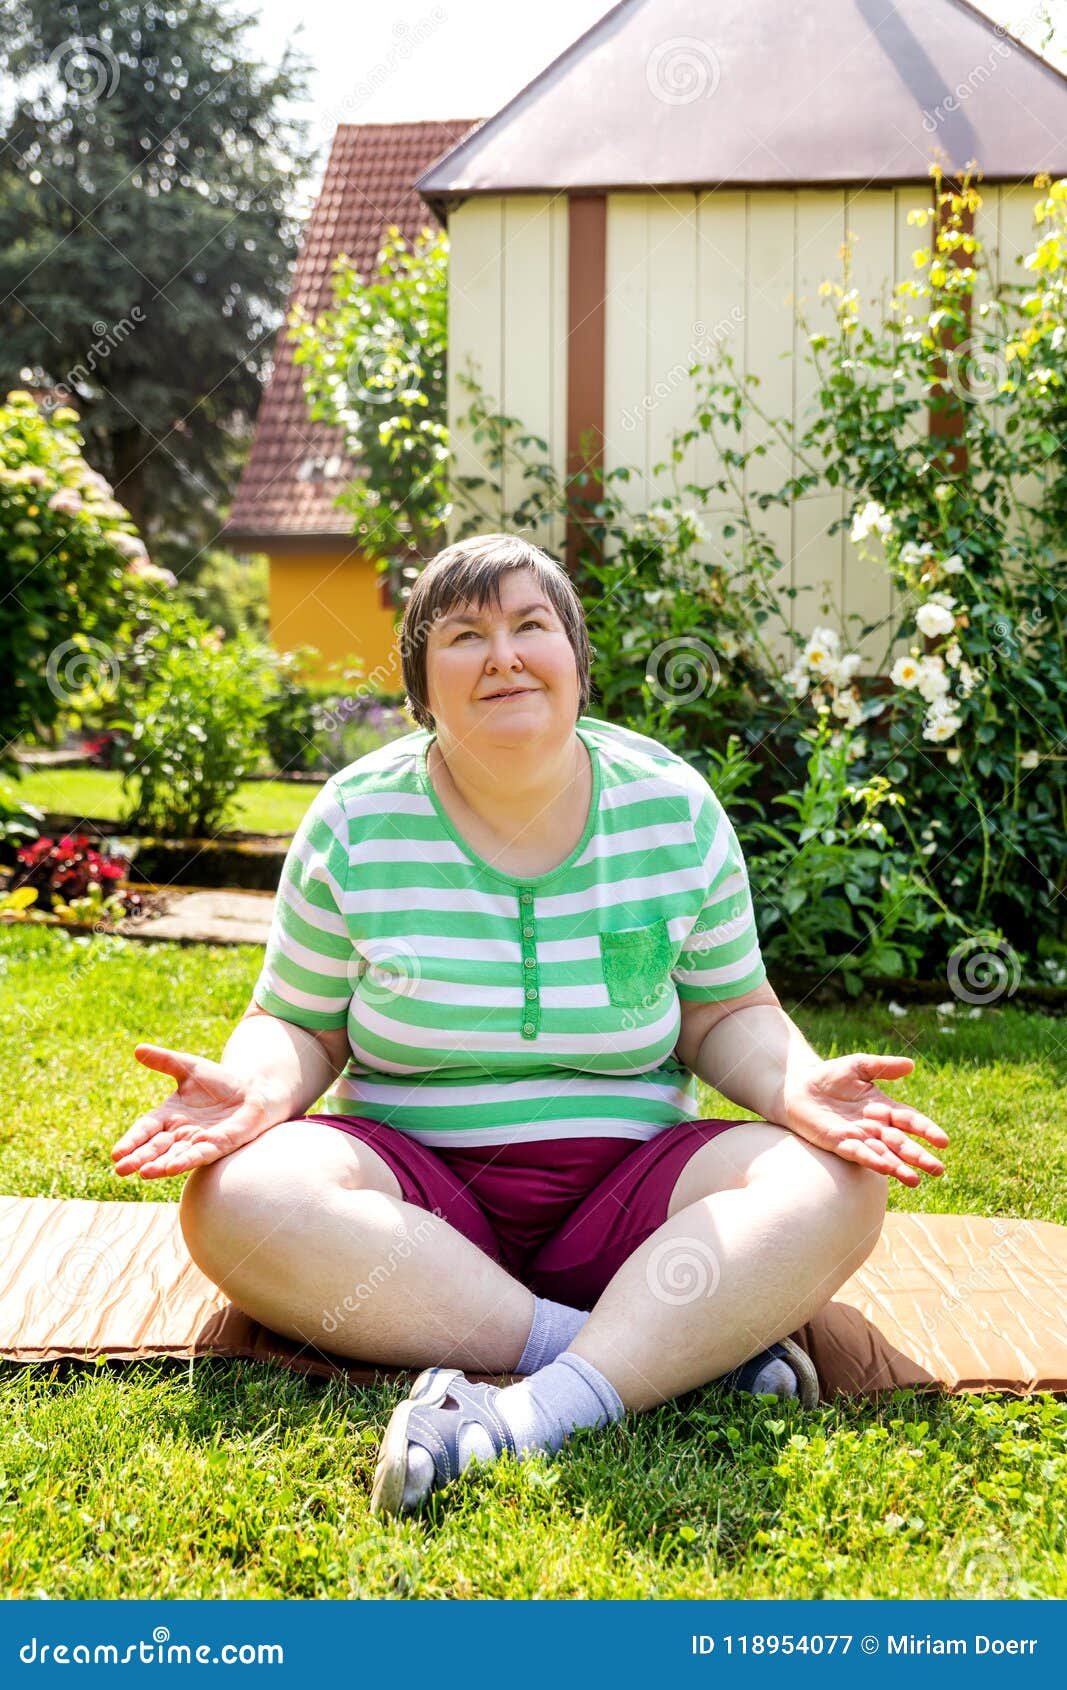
[415,0,1067,662]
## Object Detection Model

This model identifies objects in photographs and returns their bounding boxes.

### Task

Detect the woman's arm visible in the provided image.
[225,1003,350,1127]
[675,984,948,1187]
[112,1007,352,1179]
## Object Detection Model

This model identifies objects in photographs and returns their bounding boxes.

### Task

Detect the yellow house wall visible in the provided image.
[267,552,401,689]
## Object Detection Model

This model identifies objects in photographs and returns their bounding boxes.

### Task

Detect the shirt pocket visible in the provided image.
[599,918,673,1009]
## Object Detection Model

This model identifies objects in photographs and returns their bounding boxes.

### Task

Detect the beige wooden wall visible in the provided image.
[446,184,1042,671]
[446,194,570,557]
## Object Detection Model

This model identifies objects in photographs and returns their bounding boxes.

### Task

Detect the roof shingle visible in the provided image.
[226,119,480,542]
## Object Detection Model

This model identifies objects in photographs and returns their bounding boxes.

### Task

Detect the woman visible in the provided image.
[111,533,948,1519]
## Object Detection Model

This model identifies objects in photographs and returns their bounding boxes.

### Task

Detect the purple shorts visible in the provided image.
[298,1113,747,1309]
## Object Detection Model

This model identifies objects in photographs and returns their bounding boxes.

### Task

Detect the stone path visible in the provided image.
[120,889,274,945]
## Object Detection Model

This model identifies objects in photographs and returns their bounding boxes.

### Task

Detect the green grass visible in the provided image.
[1,924,1065,1598]
[12,766,313,837]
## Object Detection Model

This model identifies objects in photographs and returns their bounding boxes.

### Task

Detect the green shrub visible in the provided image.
[177,547,269,641]
[261,646,323,774]
[749,716,949,994]
[0,391,152,772]
[113,601,274,837]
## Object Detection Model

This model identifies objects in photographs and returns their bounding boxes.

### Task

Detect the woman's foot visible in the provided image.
[370,1367,516,1517]
[719,1337,820,1408]
[369,1353,625,1517]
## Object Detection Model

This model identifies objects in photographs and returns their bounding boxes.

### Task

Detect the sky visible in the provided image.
[238,0,1067,173]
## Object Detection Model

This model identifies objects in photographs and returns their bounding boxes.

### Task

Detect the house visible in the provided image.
[414,0,1067,662]
[224,119,479,684]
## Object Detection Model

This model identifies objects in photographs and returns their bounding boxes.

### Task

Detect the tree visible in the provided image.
[0,0,313,572]
[290,226,449,574]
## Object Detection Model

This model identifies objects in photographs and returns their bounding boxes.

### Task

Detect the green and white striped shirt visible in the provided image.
[252,714,767,1147]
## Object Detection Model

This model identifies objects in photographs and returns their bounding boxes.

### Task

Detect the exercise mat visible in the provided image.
[1,1196,1065,1398]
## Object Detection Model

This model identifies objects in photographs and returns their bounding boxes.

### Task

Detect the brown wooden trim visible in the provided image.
[565,193,607,567]
[928,181,975,477]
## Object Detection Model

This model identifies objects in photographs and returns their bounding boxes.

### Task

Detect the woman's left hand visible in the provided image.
[779,1053,948,1187]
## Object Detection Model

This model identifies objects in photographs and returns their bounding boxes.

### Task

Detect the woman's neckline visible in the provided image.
[415,722,602,887]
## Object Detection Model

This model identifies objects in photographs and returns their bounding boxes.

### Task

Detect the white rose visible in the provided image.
[891,655,920,688]
[1020,749,1040,769]
[942,554,965,574]
[831,690,863,727]
[923,709,962,742]
[957,662,982,698]
[916,656,950,702]
[916,602,956,639]
[850,500,892,543]
[802,625,841,674]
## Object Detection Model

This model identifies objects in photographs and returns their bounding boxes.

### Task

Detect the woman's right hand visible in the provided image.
[111,1045,278,1179]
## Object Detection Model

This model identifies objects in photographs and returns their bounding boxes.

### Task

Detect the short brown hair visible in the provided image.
[399,533,592,731]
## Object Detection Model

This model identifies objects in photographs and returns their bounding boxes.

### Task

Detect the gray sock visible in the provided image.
[401,1351,624,1507]
[749,1357,797,1396]
[491,1351,625,1454]
[515,1296,590,1374]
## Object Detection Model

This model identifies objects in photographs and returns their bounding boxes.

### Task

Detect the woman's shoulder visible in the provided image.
[308,726,432,816]
[580,714,718,811]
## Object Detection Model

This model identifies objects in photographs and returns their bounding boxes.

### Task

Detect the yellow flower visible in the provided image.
[6,390,34,406]
[52,406,80,424]
[26,504,38,516]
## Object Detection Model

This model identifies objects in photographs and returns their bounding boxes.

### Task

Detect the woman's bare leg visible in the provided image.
[178,1121,536,1372]
[565,1121,887,1411]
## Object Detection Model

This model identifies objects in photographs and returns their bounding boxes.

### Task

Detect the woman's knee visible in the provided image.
[755,1129,887,1268]
[700,1120,887,1265]
[178,1120,401,1274]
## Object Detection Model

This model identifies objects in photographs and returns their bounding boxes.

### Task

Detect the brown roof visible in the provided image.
[226,119,480,543]
[416,0,1067,208]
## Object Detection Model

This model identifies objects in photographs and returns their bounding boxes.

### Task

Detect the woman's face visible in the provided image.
[425,567,580,751]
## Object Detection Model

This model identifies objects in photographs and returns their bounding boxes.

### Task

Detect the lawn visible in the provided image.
[12,766,315,837]
[1,924,1064,1599]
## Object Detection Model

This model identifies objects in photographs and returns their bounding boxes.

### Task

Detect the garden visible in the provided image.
[2,161,1066,1599]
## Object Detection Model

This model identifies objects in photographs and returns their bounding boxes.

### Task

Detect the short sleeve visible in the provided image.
[251,778,357,1029]
[671,780,767,1003]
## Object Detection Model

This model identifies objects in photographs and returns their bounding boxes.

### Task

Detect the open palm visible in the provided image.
[781,1053,948,1188]
[111,1044,274,1180]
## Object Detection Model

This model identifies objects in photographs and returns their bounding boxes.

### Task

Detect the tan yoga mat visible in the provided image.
[1,1195,1065,1398]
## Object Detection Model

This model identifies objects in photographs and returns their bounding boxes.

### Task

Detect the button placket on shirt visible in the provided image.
[518,887,540,1038]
